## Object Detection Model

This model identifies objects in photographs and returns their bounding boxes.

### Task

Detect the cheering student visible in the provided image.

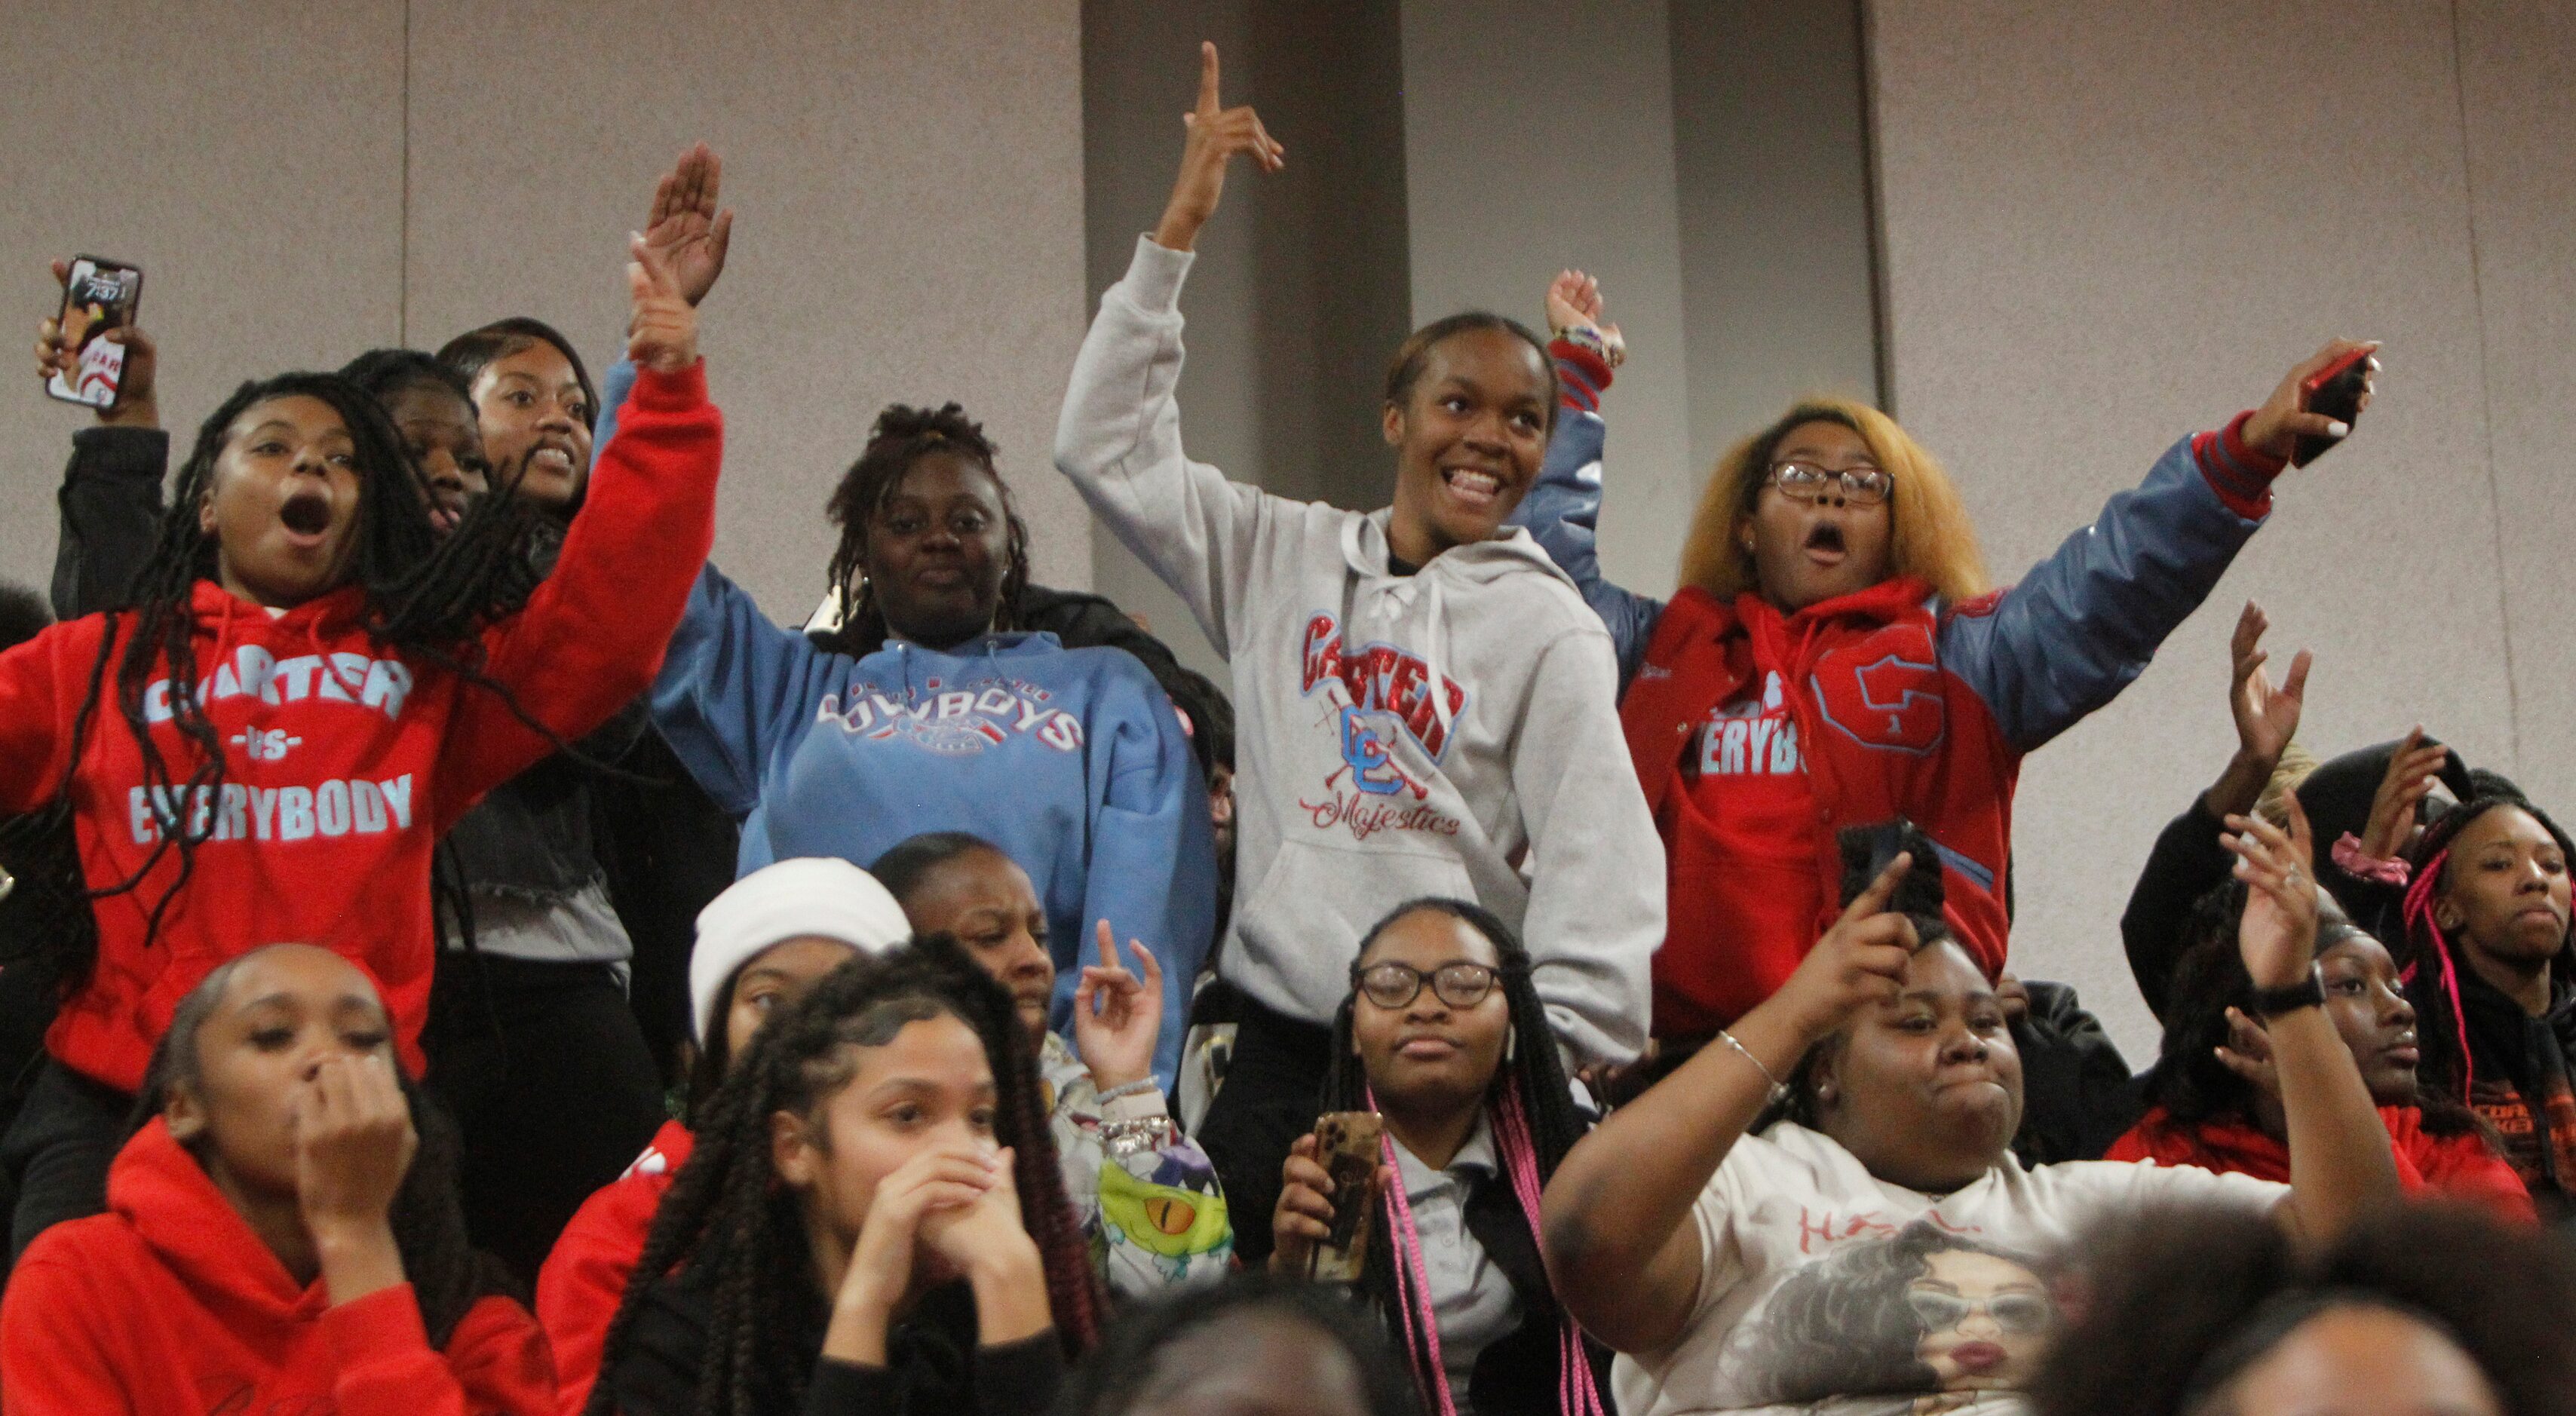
[1539,801,2404,1416]
[1269,900,1611,1416]
[2112,881,2532,1221]
[537,856,914,1416]
[0,232,722,1257]
[1513,285,2376,1045]
[872,832,1233,1299]
[0,945,549,1415]
[588,937,1099,1416]
[1052,40,1661,1260]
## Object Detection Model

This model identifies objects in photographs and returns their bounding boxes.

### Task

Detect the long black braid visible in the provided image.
[817,403,1030,657]
[26,371,568,995]
[1317,898,1590,1411]
[2397,790,2576,1105]
[131,949,514,1346]
[585,934,1100,1416]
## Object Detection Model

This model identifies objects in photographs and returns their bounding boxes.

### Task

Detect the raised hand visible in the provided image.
[35,259,157,427]
[1152,41,1284,253]
[641,142,734,308]
[1769,853,1922,1043]
[2228,600,2309,768]
[626,233,700,374]
[2227,795,2321,991]
[1072,920,1163,1093]
[1544,268,1625,366]
[2245,339,2381,461]
[2214,1005,2283,1098]
[2357,726,2449,862]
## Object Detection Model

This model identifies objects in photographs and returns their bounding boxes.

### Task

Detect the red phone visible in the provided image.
[47,256,144,409]
[2291,346,2371,467]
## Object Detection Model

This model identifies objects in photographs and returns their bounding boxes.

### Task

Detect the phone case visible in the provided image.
[48,256,143,409]
[2291,347,2370,467]
[1306,1111,1385,1283]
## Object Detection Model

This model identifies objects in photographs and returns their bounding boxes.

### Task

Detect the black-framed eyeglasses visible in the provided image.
[1353,961,1503,1010]
[1768,461,1894,506]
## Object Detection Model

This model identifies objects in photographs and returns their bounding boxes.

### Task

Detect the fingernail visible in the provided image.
[2326,420,2350,437]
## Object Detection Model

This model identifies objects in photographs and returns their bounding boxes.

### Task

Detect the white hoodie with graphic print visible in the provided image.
[1053,235,1661,1065]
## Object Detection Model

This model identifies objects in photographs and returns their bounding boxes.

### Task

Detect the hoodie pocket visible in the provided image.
[1234,840,1479,1016]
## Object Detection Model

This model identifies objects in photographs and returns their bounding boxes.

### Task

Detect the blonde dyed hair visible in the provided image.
[1676,397,1991,605]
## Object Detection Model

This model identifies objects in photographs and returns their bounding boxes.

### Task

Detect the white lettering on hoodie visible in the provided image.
[128,774,416,845]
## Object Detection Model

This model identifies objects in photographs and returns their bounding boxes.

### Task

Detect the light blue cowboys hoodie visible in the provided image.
[647,563,1216,1089]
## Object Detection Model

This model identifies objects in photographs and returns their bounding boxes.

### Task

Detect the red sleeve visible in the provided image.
[0,618,106,817]
[535,1182,654,1416]
[1548,336,1615,416]
[324,1286,557,1416]
[0,1251,134,1414]
[2188,410,2286,520]
[431,362,722,832]
[2412,1129,2540,1224]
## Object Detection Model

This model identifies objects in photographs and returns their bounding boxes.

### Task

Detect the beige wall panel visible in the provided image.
[1871,1,2505,1056]
[2458,0,2576,811]
[1399,0,1697,599]
[404,0,1090,621]
[0,2,406,597]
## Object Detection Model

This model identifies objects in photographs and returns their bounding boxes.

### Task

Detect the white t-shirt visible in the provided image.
[1613,1121,2284,1416]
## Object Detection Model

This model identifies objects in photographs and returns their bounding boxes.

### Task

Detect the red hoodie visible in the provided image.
[0,363,719,1093]
[534,1120,693,1416]
[2108,1104,2538,1224]
[0,1117,555,1414]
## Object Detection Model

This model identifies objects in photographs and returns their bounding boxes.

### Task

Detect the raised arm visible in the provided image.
[1541,857,1919,1353]
[1942,342,2378,752]
[586,143,733,460]
[2124,601,2308,1018]
[2225,797,2404,1240]
[1507,271,1663,685]
[1052,42,1286,660]
[434,237,721,828]
[38,262,167,619]
[1509,627,1659,1066]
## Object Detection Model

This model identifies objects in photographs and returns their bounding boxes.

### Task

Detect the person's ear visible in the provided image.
[163,1081,207,1142]
[2435,898,2465,933]
[1735,516,1756,556]
[1382,402,1406,448]
[196,485,219,538]
[771,1109,821,1190]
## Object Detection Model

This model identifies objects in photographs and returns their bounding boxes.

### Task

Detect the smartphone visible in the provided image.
[1835,817,1951,947]
[1305,1111,1385,1283]
[47,256,143,409]
[2291,346,2371,467]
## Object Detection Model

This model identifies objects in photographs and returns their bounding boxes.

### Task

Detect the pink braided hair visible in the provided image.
[2398,847,2474,1095]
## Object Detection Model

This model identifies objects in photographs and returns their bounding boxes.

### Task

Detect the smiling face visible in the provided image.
[892,847,1053,1044]
[1908,1248,2053,1391]
[468,342,592,509]
[773,1012,998,1270]
[2317,932,2421,1107]
[195,394,365,608]
[1741,419,1896,612]
[381,381,489,535]
[1814,940,2022,1193]
[864,452,1012,651]
[1382,325,1553,566]
[1350,909,1511,1117]
[2438,805,2573,972]
[162,945,399,1201]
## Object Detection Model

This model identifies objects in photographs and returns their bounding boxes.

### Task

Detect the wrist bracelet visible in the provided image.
[1716,1028,1789,1109]
[1555,323,1624,369]
[1096,1077,1158,1103]
[2250,964,2327,1019]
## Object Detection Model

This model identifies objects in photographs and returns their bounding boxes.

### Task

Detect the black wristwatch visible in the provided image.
[2250,965,2326,1019]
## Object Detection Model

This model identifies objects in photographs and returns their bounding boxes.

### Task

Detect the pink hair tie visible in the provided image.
[2332,832,2411,887]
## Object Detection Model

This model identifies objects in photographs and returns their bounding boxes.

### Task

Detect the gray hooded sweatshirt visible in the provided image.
[1053,236,1661,1065]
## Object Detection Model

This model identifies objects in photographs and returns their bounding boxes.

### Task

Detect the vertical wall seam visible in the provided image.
[2449,0,2522,769]
[398,0,412,345]
[1852,0,1895,415]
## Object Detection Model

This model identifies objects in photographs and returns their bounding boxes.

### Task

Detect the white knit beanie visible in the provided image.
[690,857,913,1042]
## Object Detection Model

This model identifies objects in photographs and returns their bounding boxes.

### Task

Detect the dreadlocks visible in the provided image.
[26,372,563,994]
[132,949,513,1347]
[586,933,1099,1416]
[1320,898,1601,1416]
[817,403,1030,657]
[2397,791,2576,1102]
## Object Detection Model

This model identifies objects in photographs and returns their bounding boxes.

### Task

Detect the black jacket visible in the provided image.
[1458,1171,1618,1415]
[608,1264,1063,1416]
